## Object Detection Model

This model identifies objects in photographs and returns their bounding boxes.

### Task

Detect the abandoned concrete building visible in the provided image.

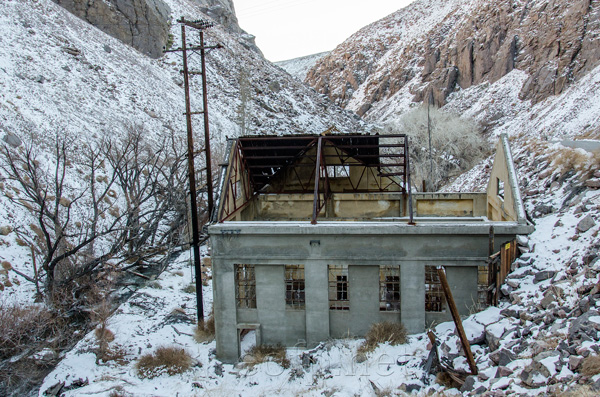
[208,132,533,362]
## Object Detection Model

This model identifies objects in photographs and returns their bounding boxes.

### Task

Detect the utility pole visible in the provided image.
[165,17,221,323]
[427,91,433,192]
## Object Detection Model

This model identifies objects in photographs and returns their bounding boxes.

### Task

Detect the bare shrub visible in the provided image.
[581,354,600,376]
[182,283,196,294]
[556,385,597,397]
[358,322,407,355]
[135,346,193,379]
[383,106,487,191]
[0,302,53,360]
[244,344,290,369]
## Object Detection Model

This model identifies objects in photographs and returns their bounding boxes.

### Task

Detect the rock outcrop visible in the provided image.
[306,0,600,115]
[52,0,171,58]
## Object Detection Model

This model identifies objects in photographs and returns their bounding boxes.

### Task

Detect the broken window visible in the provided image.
[477,264,489,307]
[328,265,349,310]
[425,266,444,312]
[235,264,256,309]
[380,266,401,311]
[285,265,305,309]
[497,178,505,200]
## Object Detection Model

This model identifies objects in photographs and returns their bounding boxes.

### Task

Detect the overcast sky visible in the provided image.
[233,0,416,62]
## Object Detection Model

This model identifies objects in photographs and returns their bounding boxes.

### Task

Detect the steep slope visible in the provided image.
[276,51,330,81]
[307,0,600,123]
[0,0,363,303]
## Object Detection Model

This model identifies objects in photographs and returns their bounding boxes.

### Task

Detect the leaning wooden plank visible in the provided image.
[436,266,478,375]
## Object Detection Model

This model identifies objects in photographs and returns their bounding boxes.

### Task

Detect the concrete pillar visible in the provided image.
[213,260,239,363]
[446,266,478,316]
[401,261,425,333]
[256,265,286,345]
[349,265,380,336]
[305,261,330,347]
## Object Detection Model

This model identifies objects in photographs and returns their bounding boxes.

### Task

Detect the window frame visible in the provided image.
[235,264,256,309]
[379,265,401,312]
[285,265,305,309]
[328,265,349,310]
[425,265,445,313]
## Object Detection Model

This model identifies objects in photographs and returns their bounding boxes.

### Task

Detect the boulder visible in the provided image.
[2,132,22,147]
[495,366,514,378]
[52,0,171,58]
[534,270,556,283]
[490,349,516,366]
[577,215,596,233]
[460,375,476,393]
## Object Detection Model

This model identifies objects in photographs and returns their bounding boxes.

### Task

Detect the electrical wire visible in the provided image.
[237,0,322,18]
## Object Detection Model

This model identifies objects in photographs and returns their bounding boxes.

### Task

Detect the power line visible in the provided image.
[237,0,321,18]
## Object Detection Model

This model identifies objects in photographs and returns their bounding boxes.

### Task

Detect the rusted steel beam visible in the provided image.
[436,266,478,375]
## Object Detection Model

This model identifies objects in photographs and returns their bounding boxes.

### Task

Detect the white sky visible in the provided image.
[233,0,416,62]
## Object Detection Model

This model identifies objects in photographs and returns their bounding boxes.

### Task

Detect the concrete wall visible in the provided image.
[209,222,529,362]
[244,192,404,221]
[413,193,487,217]
[486,134,527,223]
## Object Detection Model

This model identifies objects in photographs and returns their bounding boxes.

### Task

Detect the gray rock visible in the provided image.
[214,362,223,376]
[500,284,513,296]
[534,270,556,283]
[0,226,12,236]
[569,310,600,341]
[485,329,501,352]
[460,375,476,393]
[496,366,514,378]
[2,132,22,147]
[569,355,584,371]
[491,349,516,366]
[586,179,600,189]
[103,44,112,53]
[577,215,596,233]
[534,204,554,217]
[507,280,520,289]
[520,361,551,387]
[404,384,421,393]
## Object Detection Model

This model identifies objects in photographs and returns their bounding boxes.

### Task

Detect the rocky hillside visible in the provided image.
[307,0,600,120]
[276,51,330,81]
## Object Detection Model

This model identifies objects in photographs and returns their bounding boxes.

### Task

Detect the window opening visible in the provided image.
[425,266,444,312]
[328,265,349,310]
[380,266,401,311]
[497,178,505,200]
[477,265,489,307]
[235,264,256,308]
[285,265,305,309]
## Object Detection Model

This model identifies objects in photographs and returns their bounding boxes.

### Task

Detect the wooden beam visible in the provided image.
[436,266,478,375]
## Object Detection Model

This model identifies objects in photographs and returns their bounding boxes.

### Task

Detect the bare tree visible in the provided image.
[383,107,487,191]
[0,128,189,301]
[0,136,126,297]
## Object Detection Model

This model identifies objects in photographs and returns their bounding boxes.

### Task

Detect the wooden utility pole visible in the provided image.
[165,17,221,323]
[436,266,478,375]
